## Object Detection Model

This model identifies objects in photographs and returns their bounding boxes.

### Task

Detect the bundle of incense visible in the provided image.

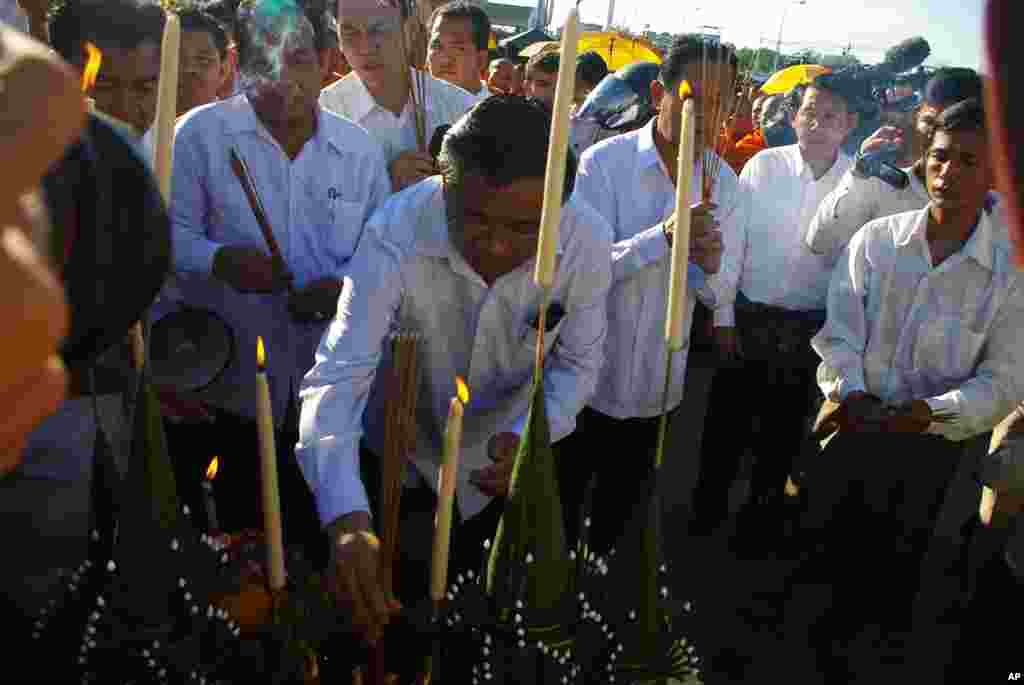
[378,329,422,592]
[229,146,292,282]
[700,40,740,203]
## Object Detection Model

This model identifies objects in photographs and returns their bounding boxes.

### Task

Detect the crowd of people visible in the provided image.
[0,0,1020,678]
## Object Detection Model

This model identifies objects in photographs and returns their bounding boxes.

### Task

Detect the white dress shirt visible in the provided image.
[576,119,740,418]
[167,95,392,422]
[319,69,478,163]
[297,176,613,525]
[718,144,853,324]
[812,207,1024,442]
[806,165,929,262]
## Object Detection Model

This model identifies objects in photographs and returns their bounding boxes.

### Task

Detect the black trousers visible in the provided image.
[555,406,670,554]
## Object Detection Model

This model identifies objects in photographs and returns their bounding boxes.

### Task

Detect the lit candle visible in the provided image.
[430,377,469,602]
[256,337,286,591]
[153,12,181,204]
[533,8,580,289]
[201,456,221,534]
[81,42,101,113]
[665,98,697,351]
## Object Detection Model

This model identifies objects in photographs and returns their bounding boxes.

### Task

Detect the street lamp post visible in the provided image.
[773,0,807,72]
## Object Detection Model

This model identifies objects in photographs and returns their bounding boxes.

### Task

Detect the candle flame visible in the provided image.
[455,376,470,405]
[206,456,220,481]
[82,43,102,93]
[677,79,692,99]
[257,336,266,370]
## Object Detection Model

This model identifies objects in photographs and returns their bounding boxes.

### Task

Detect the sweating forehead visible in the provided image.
[931,127,987,152]
[802,86,848,111]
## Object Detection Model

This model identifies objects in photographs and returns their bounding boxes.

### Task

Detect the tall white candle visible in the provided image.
[666,98,697,351]
[430,379,468,602]
[256,337,286,591]
[153,12,181,204]
[533,9,580,289]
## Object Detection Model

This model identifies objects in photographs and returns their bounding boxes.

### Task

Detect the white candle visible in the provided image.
[153,12,181,204]
[430,379,468,602]
[533,9,580,289]
[666,98,697,351]
[256,337,286,591]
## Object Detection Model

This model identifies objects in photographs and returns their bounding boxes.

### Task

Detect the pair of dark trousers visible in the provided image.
[690,295,823,531]
[556,406,672,554]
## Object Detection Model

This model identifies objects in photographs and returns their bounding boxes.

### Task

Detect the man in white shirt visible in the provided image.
[807,68,984,263]
[694,74,857,545]
[803,98,1024,641]
[566,34,728,551]
[166,0,390,543]
[320,0,478,191]
[297,97,612,644]
[426,1,492,100]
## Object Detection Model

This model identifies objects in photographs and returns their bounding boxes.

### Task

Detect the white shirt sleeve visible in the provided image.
[169,124,225,275]
[806,169,879,259]
[296,215,404,527]
[811,226,872,401]
[714,158,754,327]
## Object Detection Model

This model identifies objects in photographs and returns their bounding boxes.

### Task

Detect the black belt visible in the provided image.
[735,292,826,363]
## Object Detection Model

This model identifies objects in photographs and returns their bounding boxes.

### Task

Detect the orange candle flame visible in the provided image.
[455,376,470,405]
[678,79,692,98]
[82,43,102,93]
[257,336,266,371]
[206,456,220,481]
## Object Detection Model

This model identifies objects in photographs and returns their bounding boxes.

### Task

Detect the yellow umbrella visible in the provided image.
[519,40,560,59]
[760,64,831,94]
[576,31,662,71]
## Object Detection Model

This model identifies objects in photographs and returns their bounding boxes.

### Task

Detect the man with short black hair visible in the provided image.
[176,5,231,115]
[426,0,491,98]
[524,50,558,107]
[321,0,478,191]
[298,96,612,643]
[487,57,516,94]
[48,0,166,135]
[691,74,857,545]
[804,97,1023,642]
[808,67,986,261]
[574,49,607,105]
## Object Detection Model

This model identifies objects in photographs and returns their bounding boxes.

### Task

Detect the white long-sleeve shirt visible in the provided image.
[296,177,613,525]
[319,69,478,163]
[167,95,392,421]
[812,206,1024,442]
[806,165,929,262]
[575,119,739,418]
[718,144,853,324]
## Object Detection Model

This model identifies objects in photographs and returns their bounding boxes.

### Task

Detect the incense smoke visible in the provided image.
[237,0,316,91]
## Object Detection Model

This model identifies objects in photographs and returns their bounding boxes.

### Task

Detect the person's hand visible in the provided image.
[470,432,519,497]
[858,125,904,158]
[713,326,742,363]
[287,277,341,324]
[388,151,435,192]
[839,390,886,432]
[663,203,723,274]
[878,399,933,434]
[15,0,48,17]
[327,512,401,646]
[212,245,292,294]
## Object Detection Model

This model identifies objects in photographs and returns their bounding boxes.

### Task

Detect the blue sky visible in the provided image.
[531,0,986,70]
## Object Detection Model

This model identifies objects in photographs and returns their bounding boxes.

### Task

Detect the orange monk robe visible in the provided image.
[723,128,767,175]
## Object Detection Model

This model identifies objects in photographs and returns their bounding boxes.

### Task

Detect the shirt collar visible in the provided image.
[337,69,441,124]
[638,119,661,170]
[222,94,346,155]
[792,144,849,182]
[897,205,996,271]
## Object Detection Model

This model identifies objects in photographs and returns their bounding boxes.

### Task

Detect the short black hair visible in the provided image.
[786,74,860,116]
[924,68,982,108]
[658,34,707,92]
[934,97,986,135]
[198,0,242,42]
[49,0,166,65]
[489,57,515,73]
[176,4,230,58]
[526,50,559,79]
[428,1,491,52]
[440,95,576,203]
[235,0,318,73]
[575,50,608,89]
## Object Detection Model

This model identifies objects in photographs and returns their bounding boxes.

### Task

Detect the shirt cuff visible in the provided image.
[924,394,960,437]
[835,370,867,401]
[178,239,225,276]
[636,223,671,264]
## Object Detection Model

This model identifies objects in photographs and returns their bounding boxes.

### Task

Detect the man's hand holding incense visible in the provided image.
[663,203,723,274]
[389,151,435,192]
[470,432,519,497]
[288,277,341,324]
[212,245,293,294]
[327,511,401,646]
